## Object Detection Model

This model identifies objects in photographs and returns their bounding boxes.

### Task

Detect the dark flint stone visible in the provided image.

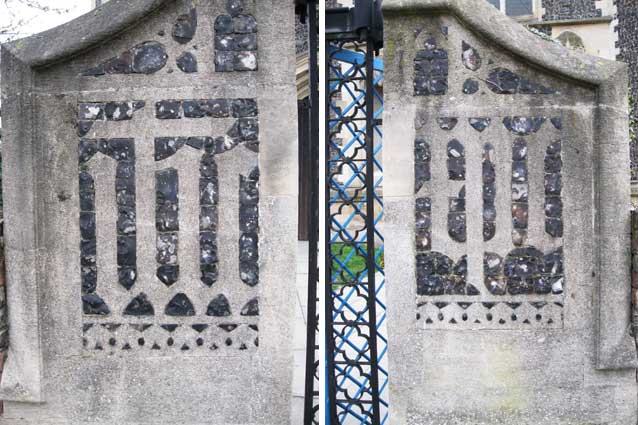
[234,51,257,71]
[200,155,218,179]
[415,197,431,213]
[173,8,198,44]
[481,183,496,203]
[80,212,96,240]
[216,34,234,51]
[186,137,207,150]
[448,213,466,242]
[484,277,506,295]
[176,52,198,73]
[483,221,496,241]
[82,266,97,294]
[512,138,527,161]
[239,233,259,262]
[215,15,234,34]
[534,277,552,294]
[131,42,168,74]
[200,206,218,231]
[78,121,94,137]
[481,201,496,220]
[193,324,208,333]
[183,101,207,118]
[118,267,136,291]
[511,184,528,202]
[215,51,235,72]
[484,252,503,277]
[503,116,546,135]
[546,140,562,155]
[155,100,181,119]
[504,247,542,281]
[486,68,519,94]
[519,77,555,94]
[449,196,465,213]
[512,161,527,183]
[436,117,458,130]
[544,155,562,173]
[117,235,136,266]
[98,138,134,161]
[424,37,437,50]
[512,229,526,246]
[124,293,155,316]
[115,185,135,208]
[467,284,480,296]
[512,203,529,229]
[483,161,495,183]
[507,278,534,295]
[551,117,563,130]
[231,99,258,118]
[241,298,259,316]
[240,172,260,205]
[201,263,219,287]
[245,140,259,153]
[200,177,219,205]
[239,118,259,141]
[104,52,134,74]
[156,204,179,232]
[83,294,110,315]
[461,41,482,71]
[240,261,259,286]
[234,33,257,50]
[200,231,218,265]
[161,324,179,332]
[228,0,243,16]
[116,160,135,179]
[79,103,104,120]
[550,276,564,294]
[240,204,259,232]
[81,237,96,260]
[415,229,431,251]
[469,117,491,132]
[157,233,178,265]
[417,275,444,296]
[117,206,136,235]
[156,169,179,204]
[463,79,479,94]
[157,265,179,287]
[444,275,466,295]
[82,65,106,77]
[165,293,196,316]
[79,139,98,164]
[454,256,467,277]
[207,294,232,316]
[105,102,133,121]
[546,218,563,238]
[544,248,564,275]
[447,139,463,158]
[206,99,232,117]
[155,137,185,161]
[431,59,448,76]
[133,101,145,111]
[545,197,562,218]
[447,158,465,180]
[233,15,257,33]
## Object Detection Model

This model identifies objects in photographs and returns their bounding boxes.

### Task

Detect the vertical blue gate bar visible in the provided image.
[325,37,387,424]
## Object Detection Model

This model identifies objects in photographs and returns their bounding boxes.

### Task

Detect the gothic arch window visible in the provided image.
[556,31,585,52]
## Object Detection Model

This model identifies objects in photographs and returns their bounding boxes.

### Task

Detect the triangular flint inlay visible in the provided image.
[434,302,449,309]
[130,324,153,332]
[505,302,522,310]
[530,302,547,309]
[192,324,209,333]
[219,324,238,333]
[161,324,179,332]
[206,294,232,317]
[123,293,155,316]
[457,302,472,310]
[165,293,196,316]
[482,302,497,310]
[240,298,259,316]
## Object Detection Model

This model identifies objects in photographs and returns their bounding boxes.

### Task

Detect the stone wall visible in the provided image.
[615,0,638,179]
[542,0,602,21]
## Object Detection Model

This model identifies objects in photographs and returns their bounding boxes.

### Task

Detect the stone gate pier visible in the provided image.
[0,0,298,423]
[382,0,638,423]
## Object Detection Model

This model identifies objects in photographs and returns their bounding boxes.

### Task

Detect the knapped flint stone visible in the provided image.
[157,233,178,265]
[186,137,207,150]
[98,138,135,161]
[116,185,135,208]
[461,41,482,71]
[131,42,168,74]
[463,79,479,94]
[83,294,111,315]
[233,14,257,33]
[483,221,496,241]
[118,267,136,291]
[234,33,257,50]
[551,117,563,130]
[234,51,258,71]
[469,117,491,132]
[79,103,105,120]
[200,177,219,206]
[534,276,552,294]
[484,252,503,277]
[436,117,458,130]
[503,116,546,135]
[484,277,506,295]
[545,197,563,218]
[415,196,431,214]
[201,154,218,179]
[82,266,97,294]
[165,293,196,316]
[215,51,235,72]
[446,157,464,180]
[124,293,155,316]
[117,206,136,235]
[511,184,528,202]
[156,168,179,204]
[512,229,526,246]
[512,161,528,183]
[80,212,96,240]
[487,68,555,94]
[176,52,198,73]
[78,121,94,137]
[240,172,260,205]
[227,0,243,16]
[81,238,96,261]
[155,100,182,119]
[483,203,496,221]
[241,298,259,316]
[416,229,431,251]
[512,203,529,229]
[449,196,465,213]
[200,206,218,231]
[117,235,136,266]
[239,118,259,141]
[103,51,134,74]
[547,140,562,155]
[79,139,98,164]
[414,75,448,96]
[507,278,534,295]
[545,154,563,173]
[483,162,495,183]
[200,231,218,265]
[155,137,186,161]
[512,138,528,161]
[156,204,179,232]
[214,14,233,34]
[157,265,179,287]
[216,34,234,51]
[240,261,259,286]
[417,275,444,296]
[550,277,564,294]
[104,102,133,121]
[207,294,232,317]
[448,213,466,242]
[173,8,198,44]
[239,233,259,262]
[201,263,219,287]
[240,204,259,233]
[116,161,135,180]
[545,173,562,195]
[231,99,258,117]
[447,139,464,158]
[546,218,563,238]
[543,248,564,275]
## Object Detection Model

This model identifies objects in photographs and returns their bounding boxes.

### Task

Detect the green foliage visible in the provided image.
[331,242,384,284]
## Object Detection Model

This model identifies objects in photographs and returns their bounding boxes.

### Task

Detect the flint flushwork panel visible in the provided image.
[78,98,260,354]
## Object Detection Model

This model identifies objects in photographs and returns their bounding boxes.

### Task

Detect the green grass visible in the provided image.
[330,242,384,283]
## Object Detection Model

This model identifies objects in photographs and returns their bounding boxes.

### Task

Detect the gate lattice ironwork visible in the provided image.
[325,10,387,422]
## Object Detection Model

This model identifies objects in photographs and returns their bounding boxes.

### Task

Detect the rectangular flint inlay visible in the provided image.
[78,99,260,354]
